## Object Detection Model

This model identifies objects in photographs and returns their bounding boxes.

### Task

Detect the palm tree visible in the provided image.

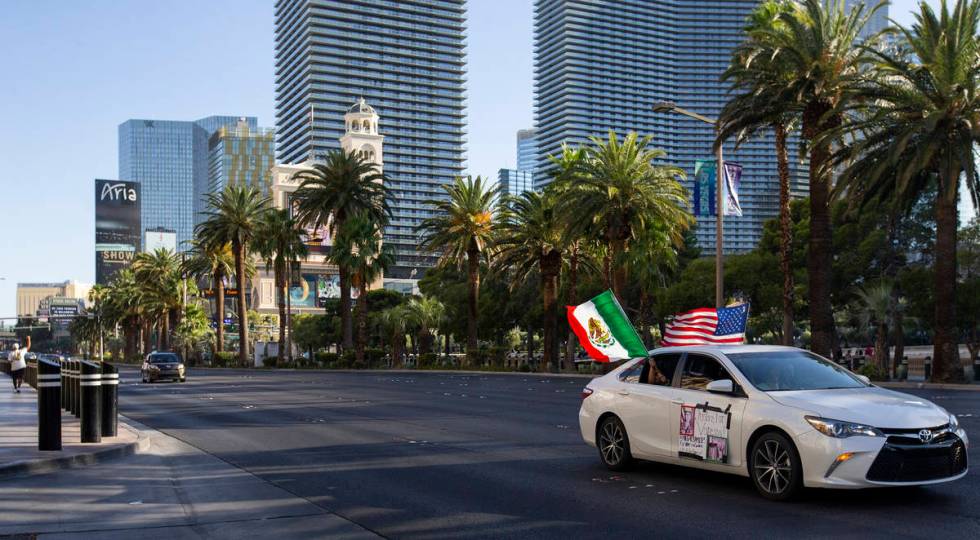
[418,176,498,364]
[755,0,885,356]
[855,281,895,375]
[254,208,309,364]
[197,185,270,366]
[330,213,395,365]
[832,0,980,381]
[291,149,394,354]
[560,131,691,308]
[494,191,566,373]
[132,248,182,351]
[405,296,446,358]
[719,0,799,345]
[183,240,236,354]
[546,144,595,367]
[379,305,410,367]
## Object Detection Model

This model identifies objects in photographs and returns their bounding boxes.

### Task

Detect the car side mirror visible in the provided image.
[857,375,871,385]
[706,379,734,394]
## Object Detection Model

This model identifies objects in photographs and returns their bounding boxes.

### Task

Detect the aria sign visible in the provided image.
[99,182,138,202]
[95,179,141,284]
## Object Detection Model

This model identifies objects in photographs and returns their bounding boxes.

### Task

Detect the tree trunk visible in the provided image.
[565,243,579,370]
[215,267,225,353]
[160,309,170,351]
[286,273,293,363]
[892,293,904,380]
[775,123,795,346]
[276,258,286,364]
[142,318,152,355]
[234,240,250,367]
[803,102,836,358]
[339,264,353,352]
[932,185,960,382]
[603,251,611,289]
[466,245,480,366]
[355,279,368,366]
[444,333,450,360]
[610,239,628,310]
[875,322,889,376]
[541,252,560,373]
[526,328,534,366]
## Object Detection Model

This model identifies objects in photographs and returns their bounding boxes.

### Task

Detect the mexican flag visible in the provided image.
[567,290,648,362]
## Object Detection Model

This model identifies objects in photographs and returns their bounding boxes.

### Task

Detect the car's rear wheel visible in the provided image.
[597,416,633,471]
[750,432,803,501]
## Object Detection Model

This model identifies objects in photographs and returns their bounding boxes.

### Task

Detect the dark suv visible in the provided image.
[142,352,186,383]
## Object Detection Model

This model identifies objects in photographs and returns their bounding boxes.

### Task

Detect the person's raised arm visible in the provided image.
[24,336,31,353]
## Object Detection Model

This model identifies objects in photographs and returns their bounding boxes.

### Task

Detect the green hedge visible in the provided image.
[212,352,236,367]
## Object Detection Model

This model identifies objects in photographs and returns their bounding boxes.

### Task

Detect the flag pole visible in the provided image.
[715,124,724,309]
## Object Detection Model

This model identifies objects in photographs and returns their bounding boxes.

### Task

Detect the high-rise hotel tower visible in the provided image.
[274,0,468,278]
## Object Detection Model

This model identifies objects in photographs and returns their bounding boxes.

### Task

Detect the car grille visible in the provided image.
[866,432,967,483]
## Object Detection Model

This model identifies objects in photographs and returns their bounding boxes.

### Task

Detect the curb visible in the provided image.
[0,415,147,480]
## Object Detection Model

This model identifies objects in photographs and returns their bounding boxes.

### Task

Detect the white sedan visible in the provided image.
[579,345,968,500]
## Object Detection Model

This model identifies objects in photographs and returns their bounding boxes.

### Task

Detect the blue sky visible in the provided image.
[0,0,965,319]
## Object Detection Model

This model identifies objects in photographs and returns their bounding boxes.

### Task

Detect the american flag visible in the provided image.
[662,304,749,346]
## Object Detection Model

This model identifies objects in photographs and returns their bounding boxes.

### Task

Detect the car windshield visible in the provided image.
[149,354,180,364]
[726,350,866,391]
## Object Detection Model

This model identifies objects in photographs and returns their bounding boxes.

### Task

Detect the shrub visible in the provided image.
[518,364,532,373]
[315,352,338,366]
[213,352,236,367]
[858,363,887,381]
[418,353,439,369]
[262,357,278,368]
[365,348,386,368]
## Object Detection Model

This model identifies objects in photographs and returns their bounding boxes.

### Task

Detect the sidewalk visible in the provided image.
[0,378,143,478]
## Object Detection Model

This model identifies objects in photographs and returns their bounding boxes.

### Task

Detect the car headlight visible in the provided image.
[949,413,960,431]
[805,416,883,438]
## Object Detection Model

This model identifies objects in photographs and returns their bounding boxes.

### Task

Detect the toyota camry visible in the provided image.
[579,345,968,500]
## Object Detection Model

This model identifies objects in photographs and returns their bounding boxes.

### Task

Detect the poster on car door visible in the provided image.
[678,402,731,463]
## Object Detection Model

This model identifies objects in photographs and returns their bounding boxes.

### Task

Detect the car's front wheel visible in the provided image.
[749,432,803,501]
[597,416,633,471]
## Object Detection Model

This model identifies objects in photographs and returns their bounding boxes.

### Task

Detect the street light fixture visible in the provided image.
[652,101,725,308]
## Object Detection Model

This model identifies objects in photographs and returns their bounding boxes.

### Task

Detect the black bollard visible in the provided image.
[60,359,66,410]
[37,358,62,451]
[79,360,102,443]
[100,362,118,437]
[72,360,80,418]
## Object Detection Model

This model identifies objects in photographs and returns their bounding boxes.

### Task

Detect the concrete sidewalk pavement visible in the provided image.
[0,418,380,539]
[0,376,142,478]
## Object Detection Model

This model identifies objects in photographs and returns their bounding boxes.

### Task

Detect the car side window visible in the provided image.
[619,360,644,383]
[679,354,732,391]
[640,354,681,386]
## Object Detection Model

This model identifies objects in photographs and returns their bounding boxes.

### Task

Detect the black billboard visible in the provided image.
[95,179,141,284]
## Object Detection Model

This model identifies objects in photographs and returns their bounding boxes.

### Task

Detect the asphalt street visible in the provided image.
[11,367,980,539]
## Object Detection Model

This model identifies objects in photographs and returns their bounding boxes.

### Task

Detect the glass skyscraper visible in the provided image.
[533,0,813,254]
[207,120,276,196]
[497,168,535,198]
[119,116,257,249]
[517,128,538,172]
[274,0,468,278]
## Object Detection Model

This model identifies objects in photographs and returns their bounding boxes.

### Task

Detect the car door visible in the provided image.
[667,353,748,468]
[614,353,683,458]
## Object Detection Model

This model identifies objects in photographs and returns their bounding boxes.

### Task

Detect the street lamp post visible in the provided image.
[652,101,725,308]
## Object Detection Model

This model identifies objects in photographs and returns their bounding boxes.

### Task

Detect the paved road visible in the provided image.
[108,368,980,538]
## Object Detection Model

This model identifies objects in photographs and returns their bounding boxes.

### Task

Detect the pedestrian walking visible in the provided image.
[8,337,29,393]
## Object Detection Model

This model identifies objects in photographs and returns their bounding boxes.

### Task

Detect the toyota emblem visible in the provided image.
[918,429,933,443]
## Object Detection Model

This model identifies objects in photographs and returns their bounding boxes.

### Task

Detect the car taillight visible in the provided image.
[581,387,594,400]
